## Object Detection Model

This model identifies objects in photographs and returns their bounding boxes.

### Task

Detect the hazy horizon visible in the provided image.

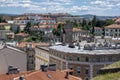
[0,0,120,16]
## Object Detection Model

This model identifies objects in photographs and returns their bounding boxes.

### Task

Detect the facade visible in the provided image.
[94,27,103,36]
[72,28,90,42]
[49,42,120,80]
[61,24,90,43]
[0,30,14,40]
[105,24,120,37]
[0,43,27,74]
[35,46,49,70]
[16,42,49,71]
[105,18,120,38]
[57,17,83,23]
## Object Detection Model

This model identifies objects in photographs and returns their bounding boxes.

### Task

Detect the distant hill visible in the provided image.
[0,14,20,20]
[79,14,117,20]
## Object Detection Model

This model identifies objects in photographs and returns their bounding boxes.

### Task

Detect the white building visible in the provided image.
[94,27,103,36]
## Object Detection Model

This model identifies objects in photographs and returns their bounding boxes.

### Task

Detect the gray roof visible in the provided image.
[49,45,120,55]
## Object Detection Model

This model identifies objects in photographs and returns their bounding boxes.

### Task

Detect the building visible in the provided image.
[0,42,27,74]
[49,42,120,80]
[0,23,14,40]
[105,18,120,38]
[0,69,82,80]
[94,27,103,36]
[72,28,90,42]
[61,24,90,43]
[35,46,49,70]
[14,33,29,41]
[57,17,83,23]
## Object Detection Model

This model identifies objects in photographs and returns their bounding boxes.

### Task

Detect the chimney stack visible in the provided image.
[64,72,69,79]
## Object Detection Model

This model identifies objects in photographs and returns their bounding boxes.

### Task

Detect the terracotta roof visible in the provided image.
[15,33,29,36]
[0,23,11,26]
[72,28,82,32]
[94,27,102,30]
[115,18,120,23]
[14,16,28,20]
[17,42,49,48]
[0,70,82,80]
[105,24,120,29]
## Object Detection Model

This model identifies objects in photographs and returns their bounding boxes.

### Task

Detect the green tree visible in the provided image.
[53,24,62,36]
[106,19,115,26]
[91,16,97,35]
[24,22,31,34]
[0,16,6,23]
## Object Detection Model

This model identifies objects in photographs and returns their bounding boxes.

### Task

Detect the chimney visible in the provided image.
[19,76,25,80]
[64,72,69,79]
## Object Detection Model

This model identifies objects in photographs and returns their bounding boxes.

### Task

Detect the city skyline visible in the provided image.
[0,0,120,16]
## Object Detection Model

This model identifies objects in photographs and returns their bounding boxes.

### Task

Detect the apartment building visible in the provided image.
[72,28,90,42]
[94,27,103,36]
[0,42,27,74]
[57,17,83,23]
[61,24,90,43]
[35,46,49,70]
[105,18,120,38]
[49,42,120,80]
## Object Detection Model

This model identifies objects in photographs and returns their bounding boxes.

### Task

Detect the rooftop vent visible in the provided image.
[19,76,25,80]
[68,43,75,48]
[40,64,56,72]
[84,44,93,50]
[40,65,48,72]
[7,66,20,75]
[48,64,56,71]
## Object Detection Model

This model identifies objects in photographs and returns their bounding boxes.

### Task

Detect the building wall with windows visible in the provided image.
[35,46,49,70]
[105,24,120,37]
[49,45,120,80]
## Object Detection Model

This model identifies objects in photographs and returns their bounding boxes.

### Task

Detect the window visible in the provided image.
[69,65,73,70]
[84,77,89,80]
[69,55,73,61]
[77,57,80,61]
[85,57,89,62]
[96,68,100,74]
[85,67,89,74]
[77,67,81,74]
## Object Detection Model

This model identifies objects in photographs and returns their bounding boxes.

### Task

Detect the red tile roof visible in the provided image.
[72,28,82,32]
[0,70,82,80]
[115,18,120,23]
[105,24,120,29]
[17,42,49,48]
[94,27,102,30]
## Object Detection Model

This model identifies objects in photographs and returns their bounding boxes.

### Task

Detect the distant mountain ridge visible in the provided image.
[79,14,117,20]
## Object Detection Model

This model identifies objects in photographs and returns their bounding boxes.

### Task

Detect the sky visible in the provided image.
[0,0,120,16]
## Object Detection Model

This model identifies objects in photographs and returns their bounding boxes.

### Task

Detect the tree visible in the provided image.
[91,16,97,35]
[0,16,6,23]
[53,24,62,36]
[106,19,115,26]
[24,22,31,34]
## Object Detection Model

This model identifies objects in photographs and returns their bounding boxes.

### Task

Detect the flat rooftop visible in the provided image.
[49,45,120,55]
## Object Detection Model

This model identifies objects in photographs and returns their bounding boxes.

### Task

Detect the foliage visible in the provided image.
[0,16,6,23]
[93,71,120,80]
[91,16,97,35]
[24,22,31,34]
[106,19,115,26]
[53,24,62,36]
